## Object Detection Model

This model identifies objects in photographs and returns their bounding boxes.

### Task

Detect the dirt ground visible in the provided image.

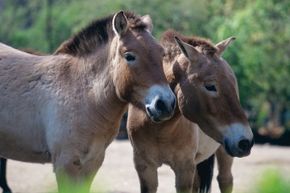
[5,141,290,193]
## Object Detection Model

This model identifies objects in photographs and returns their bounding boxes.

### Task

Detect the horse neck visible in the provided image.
[87,50,127,129]
[56,44,127,130]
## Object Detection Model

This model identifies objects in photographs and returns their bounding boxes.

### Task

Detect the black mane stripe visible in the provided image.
[54,11,147,56]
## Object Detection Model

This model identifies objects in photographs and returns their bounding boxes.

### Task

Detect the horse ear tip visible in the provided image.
[116,10,125,17]
[230,36,236,41]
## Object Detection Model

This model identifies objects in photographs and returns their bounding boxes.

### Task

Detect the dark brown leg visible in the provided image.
[0,158,12,193]
[134,153,158,193]
[173,159,195,193]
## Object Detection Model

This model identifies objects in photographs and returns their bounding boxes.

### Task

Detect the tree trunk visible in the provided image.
[266,101,284,138]
[46,0,53,52]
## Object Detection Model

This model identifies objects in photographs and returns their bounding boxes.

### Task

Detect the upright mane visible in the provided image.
[55,11,147,56]
[160,30,217,62]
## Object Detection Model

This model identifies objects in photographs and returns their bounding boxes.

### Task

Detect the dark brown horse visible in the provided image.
[127,30,254,193]
[0,11,176,193]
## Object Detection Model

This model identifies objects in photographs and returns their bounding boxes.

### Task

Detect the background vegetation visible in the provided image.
[250,169,290,193]
[0,0,289,135]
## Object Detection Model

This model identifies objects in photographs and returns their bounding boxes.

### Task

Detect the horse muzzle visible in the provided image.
[145,85,176,123]
[222,123,254,157]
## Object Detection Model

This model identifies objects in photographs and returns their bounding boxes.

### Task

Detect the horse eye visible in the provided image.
[124,52,136,63]
[205,84,217,92]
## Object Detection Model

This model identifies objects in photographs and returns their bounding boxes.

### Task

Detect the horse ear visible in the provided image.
[215,36,236,56]
[174,36,200,59]
[141,14,153,32]
[112,11,128,37]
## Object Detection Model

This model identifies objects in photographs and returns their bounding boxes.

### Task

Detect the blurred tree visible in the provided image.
[207,0,290,131]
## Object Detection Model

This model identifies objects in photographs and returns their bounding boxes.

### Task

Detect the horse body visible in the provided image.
[127,30,253,193]
[129,107,198,165]
[0,46,53,162]
[128,104,220,193]
[0,11,176,193]
[128,107,218,165]
[0,44,121,163]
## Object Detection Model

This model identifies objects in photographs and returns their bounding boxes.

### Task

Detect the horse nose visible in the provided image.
[145,85,176,123]
[238,138,253,152]
[222,123,254,157]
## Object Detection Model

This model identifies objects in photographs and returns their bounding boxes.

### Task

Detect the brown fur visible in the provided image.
[161,30,217,61]
[0,11,174,193]
[127,31,253,193]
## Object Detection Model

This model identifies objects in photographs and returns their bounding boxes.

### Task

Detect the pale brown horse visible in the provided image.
[127,30,253,193]
[0,11,176,193]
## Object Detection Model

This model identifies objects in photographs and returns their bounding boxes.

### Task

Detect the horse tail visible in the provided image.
[0,158,12,193]
[197,154,215,193]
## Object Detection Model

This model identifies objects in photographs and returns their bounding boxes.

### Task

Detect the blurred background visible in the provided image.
[0,0,290,192]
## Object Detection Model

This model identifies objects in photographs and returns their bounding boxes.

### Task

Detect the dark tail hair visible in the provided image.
[0,158,12,193]
[197,154,215,193]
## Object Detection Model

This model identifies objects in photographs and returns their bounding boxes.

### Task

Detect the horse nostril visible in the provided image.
[155,99,167,113]
[238,139,251,152]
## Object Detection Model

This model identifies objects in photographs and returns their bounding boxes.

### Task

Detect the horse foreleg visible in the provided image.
[134,153,158,193]
[216,146,233,193]
[0,158,12,193]
[173,159,195,193]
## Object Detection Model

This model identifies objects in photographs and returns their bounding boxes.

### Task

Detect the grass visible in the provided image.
[250,169,290,193]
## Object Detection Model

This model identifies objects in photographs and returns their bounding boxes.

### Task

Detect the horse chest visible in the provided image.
[195,129,220,163]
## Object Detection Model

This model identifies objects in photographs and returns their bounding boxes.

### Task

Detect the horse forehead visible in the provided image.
[119,31,163,64]
[194,57,217,76]
[130,30,161,50]
[193,58,235,88]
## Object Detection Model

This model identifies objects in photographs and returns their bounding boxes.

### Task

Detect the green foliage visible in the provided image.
[125,0,209,37]
[250,169,290,193]
[202,0,290,130]
[206,0,290,106]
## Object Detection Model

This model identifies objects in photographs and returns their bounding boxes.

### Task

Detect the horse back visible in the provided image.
[0,43,35,56]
